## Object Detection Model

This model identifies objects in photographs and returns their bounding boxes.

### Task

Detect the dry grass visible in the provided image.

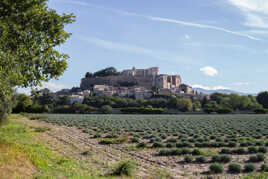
[0,143,36,179]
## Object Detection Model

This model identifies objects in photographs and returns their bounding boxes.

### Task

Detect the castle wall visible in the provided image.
[81,67,182,90]
[81,75,156,90]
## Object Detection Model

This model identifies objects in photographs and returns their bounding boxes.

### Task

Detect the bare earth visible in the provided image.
[18,118,263,179]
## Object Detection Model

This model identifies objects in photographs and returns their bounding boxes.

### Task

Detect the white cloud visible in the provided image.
[65,0,259,41]
[200,66,218,77]
[244,13,268,28]
[17,82,70,95]
[227,0,268,14]
[185,34,191,39]
[41,82,70,92]
[227,0,268,29]
[192,84,229,90]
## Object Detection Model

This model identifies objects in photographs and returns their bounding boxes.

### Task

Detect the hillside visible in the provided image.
[194,88,255,96]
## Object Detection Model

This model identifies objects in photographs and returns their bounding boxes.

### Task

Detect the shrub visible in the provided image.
[184,155,193,163]
[221,155,232,163]
[93,133,101,138]
[249,154,265,163]
[81,151,92,156]
[234,148,246,155]
[99,139,114,145]
[209,163,224,174]
[131,137,140,143]
[99,137,128,145]
[259,147,267,153]
[216,107,232,114]
[256,141,264,146]
[158,149,182,156]
[152,142,164,148]
[240,142,249,147]
[248,146,258,154]
[256,154,265,162]
[212,155,232,163]
[260,164,268,172]
[176,142,192,148]
[158,149,170,156]
[192,149,202,156]
[228,163,242,173]
[113,161,136,176]
[244,163,256,173]
[228,142,237,148]
[221,148,230,154]
[181,148,191,155]
[249,155,258,163]
[137,142,147,148]
[195,156,207,163]
[166,143,174,148]
[212,155,221,163]
[166,138,177,143]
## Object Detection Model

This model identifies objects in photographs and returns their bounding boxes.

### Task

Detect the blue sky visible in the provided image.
[20,0,268,94]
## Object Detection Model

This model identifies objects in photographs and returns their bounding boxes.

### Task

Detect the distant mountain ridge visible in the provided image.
[193,88,256,96]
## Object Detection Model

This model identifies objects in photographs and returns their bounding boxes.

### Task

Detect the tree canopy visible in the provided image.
[85,67,119,78]
[0,0,75,122]
[257,92,268,109]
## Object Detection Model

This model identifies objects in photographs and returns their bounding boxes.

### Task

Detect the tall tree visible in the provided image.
[257,92,268,109]
[0,0,75,123]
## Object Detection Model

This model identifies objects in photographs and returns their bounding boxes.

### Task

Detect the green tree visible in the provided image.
[0,0,75,123]
[176,98,193,112]
[193,101,201,111]
[204,101,218,114]
[56,96,71,106]
[100,105,113,114]
[12,94,33,113]
[93,67,119,77]
[257,92,268,109]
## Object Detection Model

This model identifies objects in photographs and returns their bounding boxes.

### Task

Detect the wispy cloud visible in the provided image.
[64,0,260,41]
[79,36,153,55]
[147,16,259,40]
[227,0,268,29]
[78,36,199,65]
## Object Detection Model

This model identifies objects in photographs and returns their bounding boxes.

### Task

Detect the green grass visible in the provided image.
[0,115,112,179]
[243,173,268,179]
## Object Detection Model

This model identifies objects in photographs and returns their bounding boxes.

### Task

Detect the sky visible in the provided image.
[19,0,268,94]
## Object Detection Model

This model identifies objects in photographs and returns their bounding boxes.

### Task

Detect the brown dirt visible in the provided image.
[0,143,37,179]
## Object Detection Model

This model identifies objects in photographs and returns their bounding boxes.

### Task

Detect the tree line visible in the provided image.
[12,89,268,114]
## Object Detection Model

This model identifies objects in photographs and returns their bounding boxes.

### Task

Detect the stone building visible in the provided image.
[179,84,193,94]
[121,67,159,77]
[81,67,182,91]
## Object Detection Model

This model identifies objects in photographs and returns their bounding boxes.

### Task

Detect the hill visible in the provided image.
[194,88,255,96]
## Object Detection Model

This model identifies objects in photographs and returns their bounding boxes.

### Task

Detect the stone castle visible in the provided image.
[54,67,205,103]
[80,67,185,91]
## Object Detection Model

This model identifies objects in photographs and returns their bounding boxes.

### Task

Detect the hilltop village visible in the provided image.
[56,67,207,104]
